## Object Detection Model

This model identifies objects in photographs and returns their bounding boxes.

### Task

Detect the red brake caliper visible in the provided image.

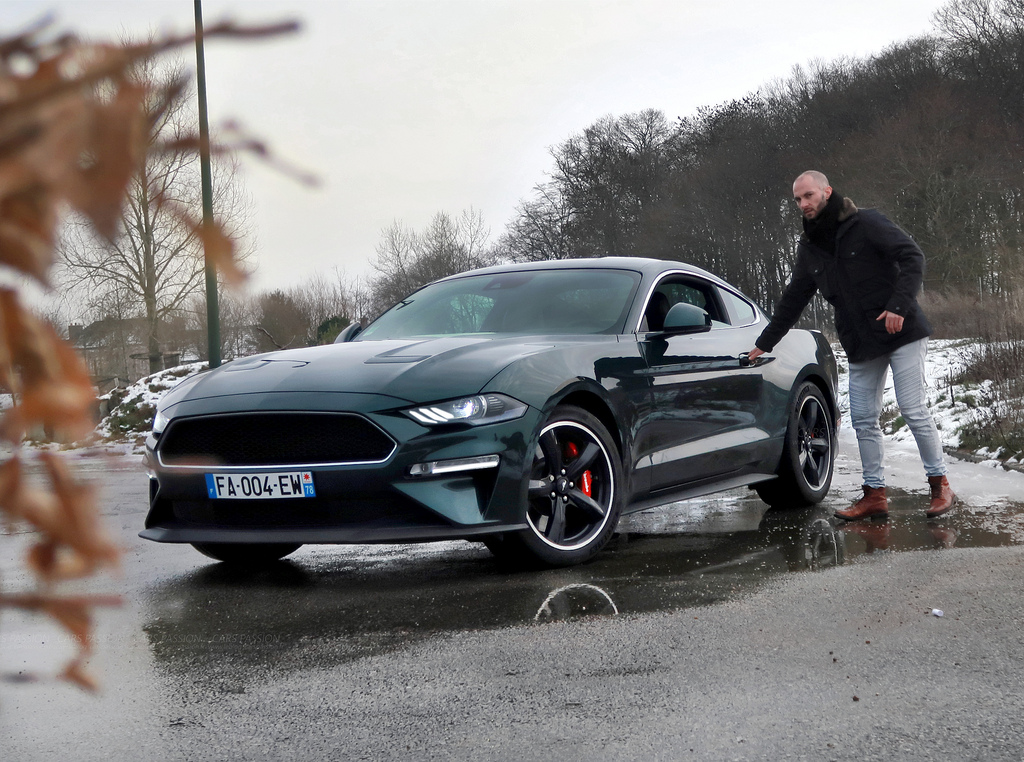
[564,442,593,497]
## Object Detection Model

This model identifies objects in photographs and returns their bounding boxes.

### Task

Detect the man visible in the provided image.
[748,170,956,521]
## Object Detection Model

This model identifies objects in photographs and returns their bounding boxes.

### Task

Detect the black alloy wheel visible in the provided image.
[756,381,835,509]
[488,406,623,568]
[192,542,302,564]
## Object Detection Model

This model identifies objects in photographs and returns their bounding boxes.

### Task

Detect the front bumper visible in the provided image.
[141,402,541,545]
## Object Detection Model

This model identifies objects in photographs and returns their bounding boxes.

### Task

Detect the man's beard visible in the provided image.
[805,197,827,218]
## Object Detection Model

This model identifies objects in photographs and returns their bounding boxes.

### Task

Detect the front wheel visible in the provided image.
[756,381,835,509]
[191,542,302,564]
[490,406,623,568]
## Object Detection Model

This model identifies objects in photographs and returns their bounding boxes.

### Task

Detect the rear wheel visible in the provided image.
[756,381,834,509]
[488,406,622,568]
[191,542,302,564]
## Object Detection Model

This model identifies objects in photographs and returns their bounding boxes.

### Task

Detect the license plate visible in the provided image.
[205,471,316,500]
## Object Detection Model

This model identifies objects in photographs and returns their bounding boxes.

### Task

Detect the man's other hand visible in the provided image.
[876,311,905,334]
[748,347,765,362]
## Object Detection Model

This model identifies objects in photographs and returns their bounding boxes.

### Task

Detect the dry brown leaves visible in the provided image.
[0,288,97,443]
[0,17,298,691]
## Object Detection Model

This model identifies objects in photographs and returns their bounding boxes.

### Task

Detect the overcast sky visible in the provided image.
[8,0,946,295]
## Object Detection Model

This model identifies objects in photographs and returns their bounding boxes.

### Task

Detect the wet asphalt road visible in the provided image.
[3,433,1024,760]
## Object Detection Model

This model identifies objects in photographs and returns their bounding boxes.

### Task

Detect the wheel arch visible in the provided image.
[552,387,623,458]
[794,368,841,433]
[756,369,837,509]
[761,366,839,478]
[496,397,625,567]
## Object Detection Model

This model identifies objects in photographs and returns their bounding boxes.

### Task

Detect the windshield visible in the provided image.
[358,269,641,340]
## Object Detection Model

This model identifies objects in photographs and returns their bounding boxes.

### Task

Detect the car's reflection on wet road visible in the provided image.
[141,485,1023,683]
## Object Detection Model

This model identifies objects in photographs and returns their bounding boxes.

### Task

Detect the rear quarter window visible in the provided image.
[718,289,757,326]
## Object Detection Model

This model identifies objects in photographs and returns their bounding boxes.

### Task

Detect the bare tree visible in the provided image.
[287,272,354,345]
[935,0,1024,113]
[498,182,575,262]
[59,59,252,374]
[548,110,673,259]
[369,209,494,314]
[182,289,258,361]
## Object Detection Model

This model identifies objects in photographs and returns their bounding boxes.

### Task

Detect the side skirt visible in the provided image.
[622,472,777,515]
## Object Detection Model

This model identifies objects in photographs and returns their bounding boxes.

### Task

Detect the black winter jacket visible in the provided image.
[755,198,932,363]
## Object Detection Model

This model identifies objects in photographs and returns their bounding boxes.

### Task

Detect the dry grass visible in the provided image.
[921,287,1024,341]
[922,287,1024,456]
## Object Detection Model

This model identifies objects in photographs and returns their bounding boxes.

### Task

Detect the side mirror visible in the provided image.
[333,323,363,343]
[662,302,712,334]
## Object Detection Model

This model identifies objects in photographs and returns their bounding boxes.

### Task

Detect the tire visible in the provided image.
[191,542,302,564]
[756,381,835,510]
[494,406,623,568]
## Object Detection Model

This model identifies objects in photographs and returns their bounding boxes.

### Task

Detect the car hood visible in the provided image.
[166,336,560,407]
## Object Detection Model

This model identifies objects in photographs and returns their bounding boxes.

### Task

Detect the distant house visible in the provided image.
[68,319,191,393]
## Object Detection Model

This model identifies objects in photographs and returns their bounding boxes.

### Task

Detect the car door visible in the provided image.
[633,275,768,493]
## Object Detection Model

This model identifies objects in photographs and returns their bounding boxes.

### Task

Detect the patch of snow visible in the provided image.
[93,362,208,447]
[833,338,1022,461]
[832,424,1024,511]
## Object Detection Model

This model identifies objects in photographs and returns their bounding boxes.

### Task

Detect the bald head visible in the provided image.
[793,170,832,220]
[795,170,829,188]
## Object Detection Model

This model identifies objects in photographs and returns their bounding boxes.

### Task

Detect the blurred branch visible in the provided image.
[0,15,300,692]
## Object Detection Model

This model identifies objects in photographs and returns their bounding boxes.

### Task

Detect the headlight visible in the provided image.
[152,409,170,436]
[404,394,528,426]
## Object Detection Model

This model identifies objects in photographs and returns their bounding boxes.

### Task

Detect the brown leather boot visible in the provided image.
[926,475,958,518]
[835,486,888,521]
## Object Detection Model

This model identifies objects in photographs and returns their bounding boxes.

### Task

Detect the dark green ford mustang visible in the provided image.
[141,258,838,567]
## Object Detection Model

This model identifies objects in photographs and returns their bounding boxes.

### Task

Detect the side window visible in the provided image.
[641,276,724,331]
[718,289,757,326]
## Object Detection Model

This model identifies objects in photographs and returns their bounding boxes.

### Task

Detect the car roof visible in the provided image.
[433,257,724,285]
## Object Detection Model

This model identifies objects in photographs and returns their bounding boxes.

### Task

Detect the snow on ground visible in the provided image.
[826,337,1024,542]
[834,422,1024,508]
[93,362,207,444]
[833,337,1014,460]
[835,340,1024,458]
[828,338,1024,506]
[106,362,207,413]
[834,422,1024,543]
[0,363,207,459]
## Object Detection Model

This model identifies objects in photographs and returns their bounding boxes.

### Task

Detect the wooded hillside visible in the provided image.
[498,0,1024,309]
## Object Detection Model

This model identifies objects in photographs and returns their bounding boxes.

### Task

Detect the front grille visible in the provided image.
[158,412,396,467]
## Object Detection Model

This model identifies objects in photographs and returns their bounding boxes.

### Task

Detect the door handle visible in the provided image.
[739,352,770,367]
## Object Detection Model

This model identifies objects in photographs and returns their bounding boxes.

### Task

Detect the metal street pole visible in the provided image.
[194,0,221,368]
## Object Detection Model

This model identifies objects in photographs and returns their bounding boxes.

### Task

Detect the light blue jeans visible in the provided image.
[848,337,946,488]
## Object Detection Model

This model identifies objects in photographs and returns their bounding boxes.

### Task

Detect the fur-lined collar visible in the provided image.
[838,196,858,223]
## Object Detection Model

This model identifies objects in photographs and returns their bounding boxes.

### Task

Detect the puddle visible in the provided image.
[141,485,1024,682]
[617,486,1020,562]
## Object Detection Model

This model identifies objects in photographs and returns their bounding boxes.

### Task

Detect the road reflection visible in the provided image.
[141,487,1022,684]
